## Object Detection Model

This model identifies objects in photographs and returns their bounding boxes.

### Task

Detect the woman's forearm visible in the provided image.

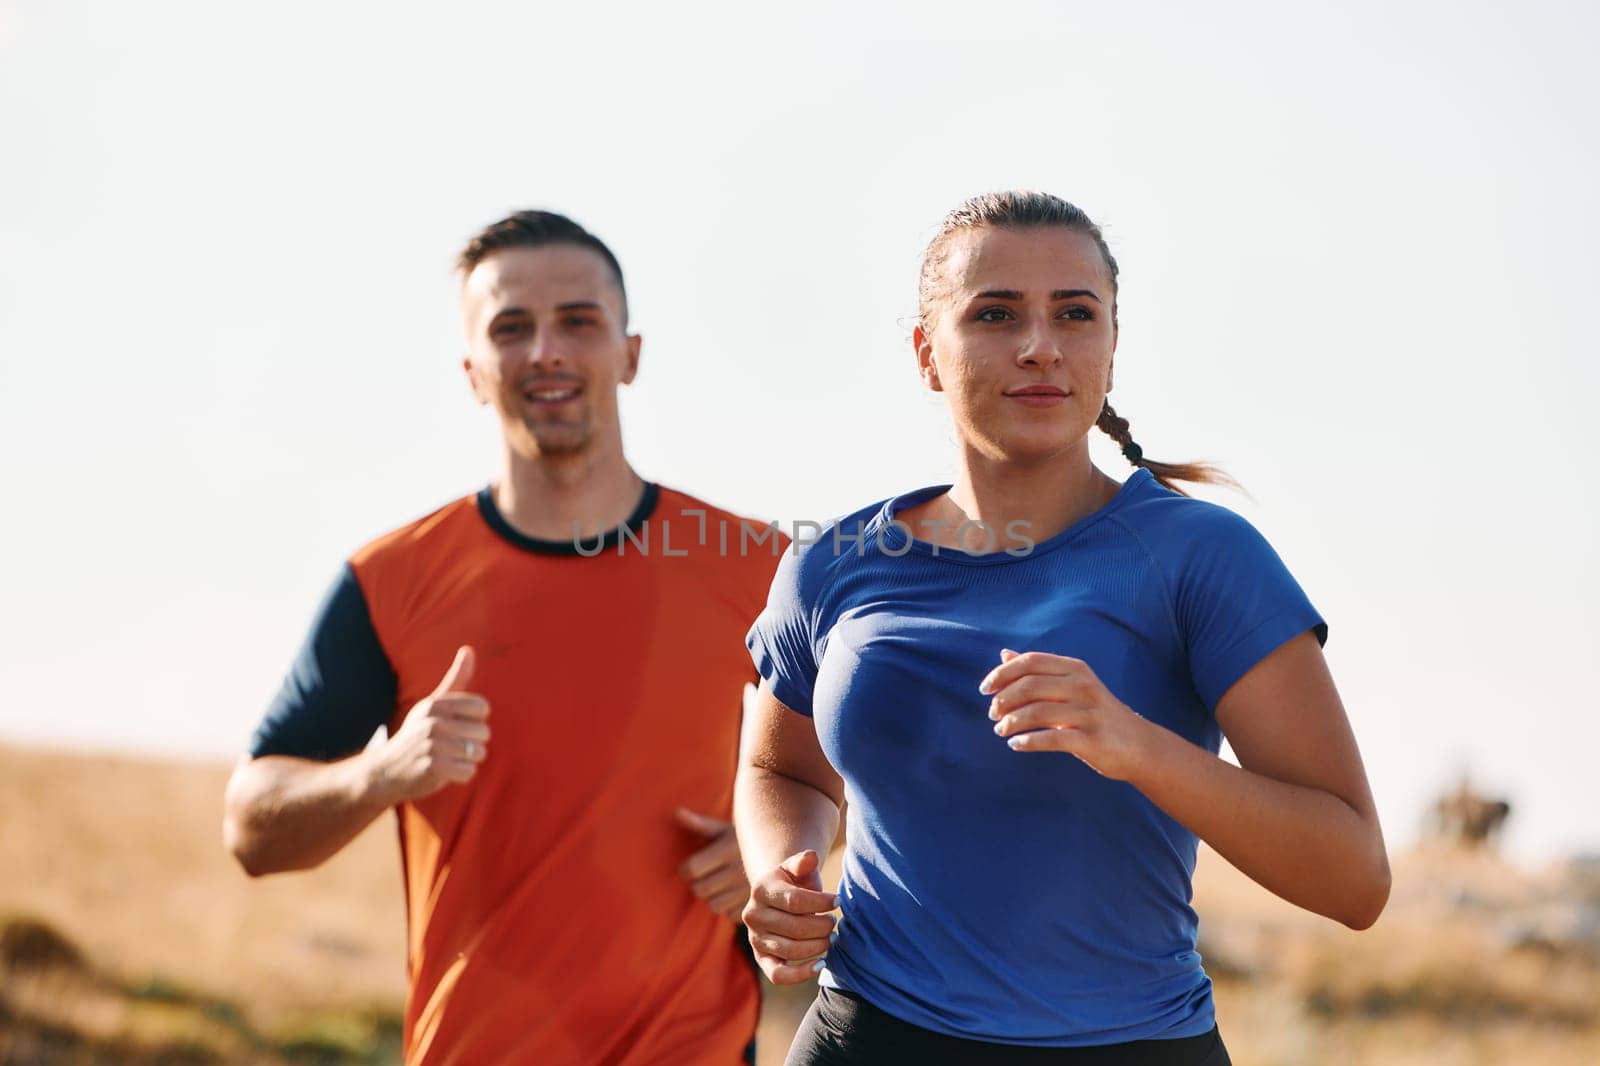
[1129,725,1390,929]
[734,764,841,880]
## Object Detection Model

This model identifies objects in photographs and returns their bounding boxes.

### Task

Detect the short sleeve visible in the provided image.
[745,545,822,717]
[248,563,399,759]
[1175,510,1328,712]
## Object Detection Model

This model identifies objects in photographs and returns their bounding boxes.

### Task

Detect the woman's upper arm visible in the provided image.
[1213,630,1379,823]
[745,680,844,809]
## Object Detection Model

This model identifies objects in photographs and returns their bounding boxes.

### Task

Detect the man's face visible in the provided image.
[460,244,640,459]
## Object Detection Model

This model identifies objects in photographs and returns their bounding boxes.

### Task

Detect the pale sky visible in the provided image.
[1,0,1595,863]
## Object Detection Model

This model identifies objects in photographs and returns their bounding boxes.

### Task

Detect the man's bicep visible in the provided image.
[248,563,398,762]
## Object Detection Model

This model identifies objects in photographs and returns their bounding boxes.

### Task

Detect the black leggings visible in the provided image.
[786,987,1231,1066]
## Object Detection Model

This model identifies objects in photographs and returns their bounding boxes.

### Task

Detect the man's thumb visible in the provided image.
[434,645,475,694]
[675,808,728,837]
[779,849,819,881]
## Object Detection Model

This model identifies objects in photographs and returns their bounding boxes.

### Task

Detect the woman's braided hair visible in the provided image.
[918,191,1234,496]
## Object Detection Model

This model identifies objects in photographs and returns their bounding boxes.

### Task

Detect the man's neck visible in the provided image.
[492,445,647,544]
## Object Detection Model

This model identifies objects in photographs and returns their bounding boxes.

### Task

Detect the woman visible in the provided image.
[736,191,1389,1065]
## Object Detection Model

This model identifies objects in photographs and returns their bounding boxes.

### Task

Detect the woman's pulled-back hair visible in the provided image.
[918,191,1234,496]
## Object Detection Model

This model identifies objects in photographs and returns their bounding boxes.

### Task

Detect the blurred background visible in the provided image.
[2,1,1596,1063]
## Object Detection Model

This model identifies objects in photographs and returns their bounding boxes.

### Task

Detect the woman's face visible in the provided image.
[914,225,1117,465]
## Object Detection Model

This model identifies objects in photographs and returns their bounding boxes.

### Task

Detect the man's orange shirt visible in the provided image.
[251,484,786,1064]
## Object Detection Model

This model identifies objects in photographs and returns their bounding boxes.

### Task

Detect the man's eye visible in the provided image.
[976,307,1012,323]
[492,322,529,338]
[563,316,597,329]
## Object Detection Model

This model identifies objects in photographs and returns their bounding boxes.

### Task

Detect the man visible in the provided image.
[224,211,785,1064]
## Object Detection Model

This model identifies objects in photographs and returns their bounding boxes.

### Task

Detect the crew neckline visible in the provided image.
[874,468,1155,566]
[475,481,661,556]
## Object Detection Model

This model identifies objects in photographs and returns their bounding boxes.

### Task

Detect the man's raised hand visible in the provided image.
[370,645,490,803]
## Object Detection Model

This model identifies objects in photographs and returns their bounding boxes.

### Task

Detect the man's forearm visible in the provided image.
[223,752,396,876]
[734,765,840,880]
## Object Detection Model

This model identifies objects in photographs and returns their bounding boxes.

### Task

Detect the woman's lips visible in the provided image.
[1005,387,1068,408]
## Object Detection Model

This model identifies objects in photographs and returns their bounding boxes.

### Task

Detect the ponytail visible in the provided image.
[1096,401,1236,496]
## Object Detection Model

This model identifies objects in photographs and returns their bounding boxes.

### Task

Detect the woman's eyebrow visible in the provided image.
[972,288,1102,302]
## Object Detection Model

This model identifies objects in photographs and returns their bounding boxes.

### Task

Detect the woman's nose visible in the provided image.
[1017,323,1064,367]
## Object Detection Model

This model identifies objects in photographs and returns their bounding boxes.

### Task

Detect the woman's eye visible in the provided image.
[975,307,1012,323]
[1060,306,1095,321]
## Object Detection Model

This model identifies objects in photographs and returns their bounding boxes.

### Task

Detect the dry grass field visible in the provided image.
[3,743,1597,1065]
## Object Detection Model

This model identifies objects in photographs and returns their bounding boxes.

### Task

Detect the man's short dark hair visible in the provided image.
[456,210,629,326]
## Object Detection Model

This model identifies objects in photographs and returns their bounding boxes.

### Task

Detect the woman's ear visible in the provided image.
[913,323,942,392]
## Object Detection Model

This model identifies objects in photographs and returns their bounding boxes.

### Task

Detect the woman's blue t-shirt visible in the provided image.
[745,468,1327,1046]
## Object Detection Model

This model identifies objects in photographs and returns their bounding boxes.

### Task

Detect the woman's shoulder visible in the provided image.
[797,492,896,557]
[770,493,901,591]
[1109,471,1281,570]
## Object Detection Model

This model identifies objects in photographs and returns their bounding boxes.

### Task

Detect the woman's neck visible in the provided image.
[929,446,1121,554]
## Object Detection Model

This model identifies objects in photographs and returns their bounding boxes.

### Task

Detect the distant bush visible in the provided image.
[0,913,87,973]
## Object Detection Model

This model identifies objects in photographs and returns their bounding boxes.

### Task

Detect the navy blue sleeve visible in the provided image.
[247,563,398,760]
